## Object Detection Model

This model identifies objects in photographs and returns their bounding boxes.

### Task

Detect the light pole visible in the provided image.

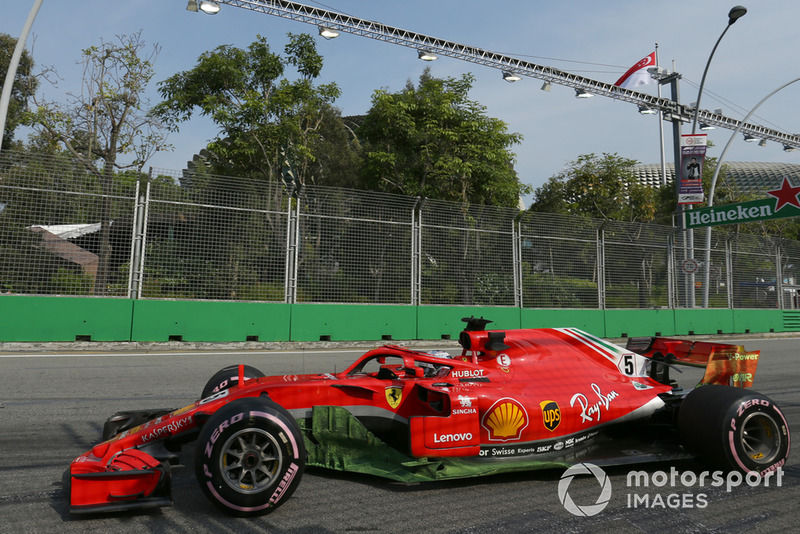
[0,0,43,154]
[701,76,800,308]
[685,5,746,309]
[691,6,747,134]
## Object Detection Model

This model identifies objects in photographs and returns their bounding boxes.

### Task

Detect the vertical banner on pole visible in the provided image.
[678,134,707,204]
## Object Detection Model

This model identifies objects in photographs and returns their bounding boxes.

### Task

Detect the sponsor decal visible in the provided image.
[433,432,474,444]
[141,415,193,443]
[451,369,485,379]
[570,383,620,423]
[631,381,654,390]
[540,400,561,432]
[199,388,230,405]
[482,397,529,442]
[385,386,403,409]
[269,462,299,505]
[453,396,478,415]
[204,412,245,458]
[478,431,599,457]
[496,354,511,367]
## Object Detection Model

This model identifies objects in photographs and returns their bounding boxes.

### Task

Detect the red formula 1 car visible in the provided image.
[69,318,791,516]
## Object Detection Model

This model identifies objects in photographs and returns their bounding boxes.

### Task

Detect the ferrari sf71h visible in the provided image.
[69,318,790,516]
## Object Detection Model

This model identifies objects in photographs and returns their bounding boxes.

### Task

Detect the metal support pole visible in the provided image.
[283,195,300,304]
[726,239,734,308]
[410,197,424,306]
[660,70,693,307]
[667,231,676,308]
[776,246,784,310]
[597,221,607,309]
[512,211,524,308]
[127,179,141,299]
[136,180,151,300]
[0,0,43,153]
[702,76,800,307]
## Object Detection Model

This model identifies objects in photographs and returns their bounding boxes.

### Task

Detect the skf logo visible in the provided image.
[540,400,561,432]
[385,387,403,409]
[482,398,529,442]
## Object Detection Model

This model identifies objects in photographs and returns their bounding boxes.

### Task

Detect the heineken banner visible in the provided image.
[678,134,706,205]
[683,177,800,229]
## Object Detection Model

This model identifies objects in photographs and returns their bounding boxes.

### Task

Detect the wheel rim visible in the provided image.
[739,411,781,465]
[219,428,282,494]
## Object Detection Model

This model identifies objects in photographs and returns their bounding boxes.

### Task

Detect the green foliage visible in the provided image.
[0,33,38,150]
[358,69,528,207]
[154,33,351,188]
[531,153,656,222]
[51,268,94,295]
[522,273,598,308]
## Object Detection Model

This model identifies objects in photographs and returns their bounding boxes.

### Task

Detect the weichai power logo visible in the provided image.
[540,400,561,431]
[482,397,529,441]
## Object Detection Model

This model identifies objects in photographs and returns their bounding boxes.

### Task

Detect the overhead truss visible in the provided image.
[218,0,800,149]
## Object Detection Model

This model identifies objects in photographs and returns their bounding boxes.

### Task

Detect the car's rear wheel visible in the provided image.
[201,365,265,399]
[195,397,305,516]
[678,385,790,474]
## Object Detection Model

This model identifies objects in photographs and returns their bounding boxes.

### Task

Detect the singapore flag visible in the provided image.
[614,52,657,90]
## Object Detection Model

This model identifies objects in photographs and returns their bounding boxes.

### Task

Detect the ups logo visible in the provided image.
[540,400,561,431]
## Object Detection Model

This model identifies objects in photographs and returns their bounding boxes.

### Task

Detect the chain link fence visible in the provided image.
[2,151,798,309]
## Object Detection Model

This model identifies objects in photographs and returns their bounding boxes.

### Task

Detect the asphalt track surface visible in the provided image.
[1,337,798,534]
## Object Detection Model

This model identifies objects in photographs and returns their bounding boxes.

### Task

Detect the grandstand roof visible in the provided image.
[633,161,800,194]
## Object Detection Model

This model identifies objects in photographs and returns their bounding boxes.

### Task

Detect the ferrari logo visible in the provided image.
[385,387,403,409]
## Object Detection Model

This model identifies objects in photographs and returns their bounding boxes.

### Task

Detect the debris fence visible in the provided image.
[2,152,797,309]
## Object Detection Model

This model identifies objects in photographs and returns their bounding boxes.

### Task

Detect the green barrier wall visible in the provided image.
[131,300,292,342]
[0,295,134,342]
[0,295,794,343]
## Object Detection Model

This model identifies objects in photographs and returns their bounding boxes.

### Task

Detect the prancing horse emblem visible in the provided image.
[385,387,403,409]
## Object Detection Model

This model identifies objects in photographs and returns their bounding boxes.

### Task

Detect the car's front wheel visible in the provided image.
[195,397,305,516]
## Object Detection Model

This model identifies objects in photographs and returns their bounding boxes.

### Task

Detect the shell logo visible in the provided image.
[482,398,529,441]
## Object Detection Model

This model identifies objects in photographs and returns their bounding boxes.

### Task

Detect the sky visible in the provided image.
[3,0,800,203]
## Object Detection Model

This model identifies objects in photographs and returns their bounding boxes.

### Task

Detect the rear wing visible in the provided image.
[626,337,760,388]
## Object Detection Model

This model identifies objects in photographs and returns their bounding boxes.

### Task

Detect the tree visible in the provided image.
[530,153,657,222]
[27,31,169,294]
[0,33,38,151]
[154,33,347,188]
[358,69,528,207]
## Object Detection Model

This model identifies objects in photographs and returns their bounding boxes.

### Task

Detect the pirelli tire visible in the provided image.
[195,397,306,516]
[201,365,265,399]
[678,385,790,474]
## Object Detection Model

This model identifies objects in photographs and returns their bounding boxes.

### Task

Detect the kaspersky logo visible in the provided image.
[540,400,561,432]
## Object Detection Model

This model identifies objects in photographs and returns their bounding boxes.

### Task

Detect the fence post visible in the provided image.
[776,245,784,309]
[127,172,150,299]
[512,211,524,308]
[284,195,300,304]
[725,238,734,308]
[667,231,676,308]
[410,198,423,306]
[597,221,607,309]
